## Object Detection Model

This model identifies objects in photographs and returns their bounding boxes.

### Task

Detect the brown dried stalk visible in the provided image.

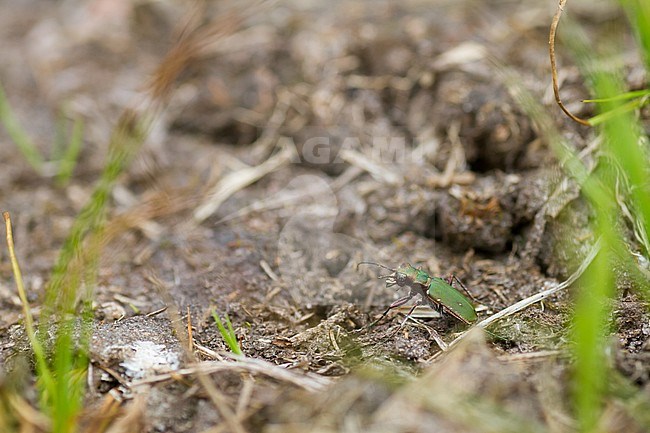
[549,0,591,126]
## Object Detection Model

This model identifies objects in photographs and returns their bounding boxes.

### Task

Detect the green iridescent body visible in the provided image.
[359,262,478,325]
[392,264,477,324]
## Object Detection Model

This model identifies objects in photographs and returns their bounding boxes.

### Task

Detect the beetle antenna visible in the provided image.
[357,261,396,272]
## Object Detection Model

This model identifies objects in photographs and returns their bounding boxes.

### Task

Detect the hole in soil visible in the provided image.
[171,116,261,146]
[209,121,260,146]
[425,211,511,257]
[465,134,523,173]
[306,305,331,325]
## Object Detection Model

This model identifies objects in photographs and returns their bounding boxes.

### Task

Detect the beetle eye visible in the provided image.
[395,273,406,286]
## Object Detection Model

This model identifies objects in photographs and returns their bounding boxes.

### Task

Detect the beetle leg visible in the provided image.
[446,274,478,303]
[399,299,422,327]
[367,293,414,328]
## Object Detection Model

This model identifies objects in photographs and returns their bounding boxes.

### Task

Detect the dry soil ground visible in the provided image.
[1,1,649,432]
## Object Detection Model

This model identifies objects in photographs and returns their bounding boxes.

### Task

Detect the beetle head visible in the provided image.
[395,271,408,286]
[386,271,407,287]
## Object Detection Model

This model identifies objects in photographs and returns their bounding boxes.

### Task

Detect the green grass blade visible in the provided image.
[593,76,650,257]
[0,82,44,172]
[572,228,615,431]
[2,213,56,397]
[621,0,650,70]
[52,330,79,431]
[56,116,84,185]
[211,310,242,355]
[29,111,151,432]
[586,96,648,126]
[42,112,149,320]
[583,88,650,103]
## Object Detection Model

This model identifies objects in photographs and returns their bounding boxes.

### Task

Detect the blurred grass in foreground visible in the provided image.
[3,111,149,433]
[2,3,219,428]
[538,0,650,431]
[566,1,650,431]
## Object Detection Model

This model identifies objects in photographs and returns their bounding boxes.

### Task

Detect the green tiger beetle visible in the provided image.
[357,262,478,327]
